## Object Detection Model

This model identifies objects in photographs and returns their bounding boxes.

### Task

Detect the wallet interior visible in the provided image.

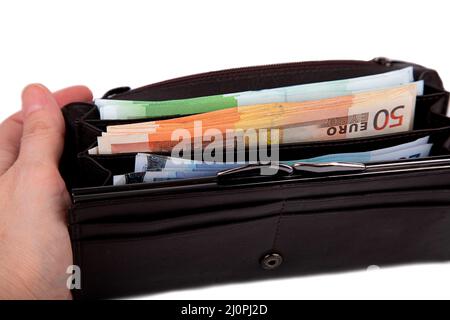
[61,59,450,190]
[62,59,450,299]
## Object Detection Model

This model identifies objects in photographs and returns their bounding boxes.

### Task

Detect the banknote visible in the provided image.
[95,82,423,154]
[298,142,432,163]
[113,136,432,185]
[96,67,416,120]
[134,153,244,173]
[133,136,430,172]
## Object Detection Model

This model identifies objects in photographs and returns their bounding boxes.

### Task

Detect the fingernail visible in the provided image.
[21,84,49,117]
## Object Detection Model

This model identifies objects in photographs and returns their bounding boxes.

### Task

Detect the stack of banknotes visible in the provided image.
[91,67,423,155]
[89,67,434,184]
[113,136,432,185]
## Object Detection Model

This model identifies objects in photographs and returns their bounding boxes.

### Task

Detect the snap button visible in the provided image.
[261,253,283,270]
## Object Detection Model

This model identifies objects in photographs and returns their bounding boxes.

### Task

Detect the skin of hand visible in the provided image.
[0,84,92,299]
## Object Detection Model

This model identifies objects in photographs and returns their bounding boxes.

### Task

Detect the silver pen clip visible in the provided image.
[217,163,294,180]
[217,162,366,182]
[293,162,366,174]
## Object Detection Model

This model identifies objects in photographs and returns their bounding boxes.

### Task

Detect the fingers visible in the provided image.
[53,85,93,107]
[0,85,93,175]
[17,84,66,167]
[0,112,24,175]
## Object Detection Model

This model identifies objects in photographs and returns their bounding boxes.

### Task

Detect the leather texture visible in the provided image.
[61,59,450,299]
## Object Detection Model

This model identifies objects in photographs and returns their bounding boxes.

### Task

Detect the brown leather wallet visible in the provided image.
[61,58,450,299]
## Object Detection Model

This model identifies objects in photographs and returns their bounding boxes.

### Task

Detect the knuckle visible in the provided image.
[26,118,52,135]
[21,125,64,145]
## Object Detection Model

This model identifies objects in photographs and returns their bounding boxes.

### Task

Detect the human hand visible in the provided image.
[0,84,92,299]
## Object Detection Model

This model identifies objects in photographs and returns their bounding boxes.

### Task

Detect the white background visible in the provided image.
[1,0,449,300]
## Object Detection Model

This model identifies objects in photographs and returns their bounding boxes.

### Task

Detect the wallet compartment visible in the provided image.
[62,58,450,299]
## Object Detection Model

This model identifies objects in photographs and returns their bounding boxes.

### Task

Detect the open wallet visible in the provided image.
[61,58,450,299]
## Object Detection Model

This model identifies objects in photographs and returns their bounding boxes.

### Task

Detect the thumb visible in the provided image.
[18,84,65,167]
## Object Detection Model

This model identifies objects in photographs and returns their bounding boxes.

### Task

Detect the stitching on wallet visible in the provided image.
[271,199,286,251]
[291,188,450,203]
[77,156,112,186]
[78,156,108,176]
[281,205,450,219]
[79,120,102,136]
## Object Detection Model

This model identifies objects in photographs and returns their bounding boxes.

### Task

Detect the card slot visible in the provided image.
[70,186,286,224]
[285,188,450,215]
[72,188,450,241]
[70,166,450,226]
[71,201,283,241]
[275,206,450,278]
[71,200,450,243]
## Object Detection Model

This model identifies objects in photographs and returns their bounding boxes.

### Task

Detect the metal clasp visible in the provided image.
[292,162,366,174]
[216,161,367,183]
[217,163,294,181]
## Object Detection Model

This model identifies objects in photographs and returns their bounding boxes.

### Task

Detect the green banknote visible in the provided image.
[96,67,416,120]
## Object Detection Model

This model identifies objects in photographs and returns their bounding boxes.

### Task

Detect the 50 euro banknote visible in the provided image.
[93,82,424,155]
